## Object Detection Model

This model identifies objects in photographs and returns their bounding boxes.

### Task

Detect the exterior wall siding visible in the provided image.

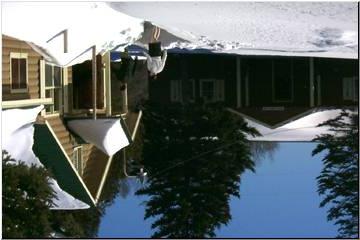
[152,53,237,106]
[245,56,310,108]
[81,144,109,199]
[316,58,358,106]
[150,53,357,110]
[2,35,42,101]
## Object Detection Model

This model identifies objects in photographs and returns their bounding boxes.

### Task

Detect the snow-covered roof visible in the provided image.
[2,2,144,66]
[239,109,356,142]
[67,118,131,156]
[2,106,90,210]
[110,2,358,59]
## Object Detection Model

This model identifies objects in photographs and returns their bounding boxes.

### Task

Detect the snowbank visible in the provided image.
[2,2,144,66]
[110,2,357,59]
[2,106,90,210]
[67,119,131,156]
[244,109,356,141]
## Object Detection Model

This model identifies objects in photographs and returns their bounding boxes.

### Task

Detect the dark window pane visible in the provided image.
[11,59,19,88]
[273,59,292,101]
[45,90,52,112]
[45,64,52,87]
[54,88,61,112]
[19,59,27,88]
[11,58,27,89]
[54,66,61,87]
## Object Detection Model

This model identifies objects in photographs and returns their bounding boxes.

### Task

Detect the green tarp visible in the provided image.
[32,124,94,206]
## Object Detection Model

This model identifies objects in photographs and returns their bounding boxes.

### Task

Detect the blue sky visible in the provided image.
[98,142,337,238]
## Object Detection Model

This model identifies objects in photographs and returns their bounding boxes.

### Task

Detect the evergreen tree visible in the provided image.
[312,110,359,238]
[2,151,55,238]
[50,207,102,238]
[136,101,259,238]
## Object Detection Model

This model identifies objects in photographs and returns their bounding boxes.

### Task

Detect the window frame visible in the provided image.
[72,146,84,176]
[45,63,63,115]
[200,79,216,103]
[10,52,29,93]
[200,78,224,103]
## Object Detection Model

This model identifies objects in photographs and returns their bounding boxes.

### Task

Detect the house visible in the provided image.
[148,51,358,129]
[2,34,134,206]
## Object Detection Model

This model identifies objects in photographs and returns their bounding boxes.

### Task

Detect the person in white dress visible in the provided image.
[143,26,167,79]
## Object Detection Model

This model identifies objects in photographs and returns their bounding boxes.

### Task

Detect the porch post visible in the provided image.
[317,74,321,106]
[245,70,249,107]
[104,51,112,116]
[122,83,128,114]
[309,57,314,107]
[236,56,242,108]
[63,67,69,114]
[92,45,97,119]
[63,29,68,53]
[39,60,46,116]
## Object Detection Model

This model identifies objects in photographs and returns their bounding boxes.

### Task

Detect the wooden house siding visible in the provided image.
[244,57,310,107]
[150,53,357,108]
[2,35,42,101]
[148,53,357,127]
[81,144,109,199]
[316,58,358,106]
[45,115,75,158]
[151,53,237,105]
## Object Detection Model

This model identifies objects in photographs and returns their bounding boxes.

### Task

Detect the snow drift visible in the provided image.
[67,119,131,156]
[2,2,144,66]
[2,106,90,210]
[110,2,358,59]
[242,109,356,141]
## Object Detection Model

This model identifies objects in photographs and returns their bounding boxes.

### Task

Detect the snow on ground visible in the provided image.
[243,109,356,142]
[2,2,144,66]
[2,106,90,210]
[110,2,358,59]
[67,119,130,156]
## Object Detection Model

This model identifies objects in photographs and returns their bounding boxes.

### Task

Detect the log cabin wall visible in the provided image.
[2,35,42,101]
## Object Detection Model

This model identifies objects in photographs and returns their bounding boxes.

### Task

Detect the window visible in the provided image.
[200,79,224,103]
[72,147,84,176]
[45,64,62,114]
[10,53,28,92]
[272,59,293,102]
